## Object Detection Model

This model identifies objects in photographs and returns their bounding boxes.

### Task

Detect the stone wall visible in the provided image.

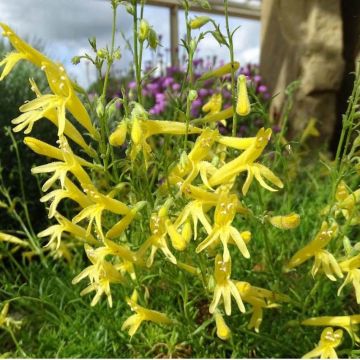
[260,0,360,145]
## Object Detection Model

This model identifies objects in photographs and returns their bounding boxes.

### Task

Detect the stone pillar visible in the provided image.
[260,0,345,143]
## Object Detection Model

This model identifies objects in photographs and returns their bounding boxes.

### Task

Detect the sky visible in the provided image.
[0,0,260,88]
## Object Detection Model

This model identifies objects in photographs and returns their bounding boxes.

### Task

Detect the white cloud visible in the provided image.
[0,1,260,87]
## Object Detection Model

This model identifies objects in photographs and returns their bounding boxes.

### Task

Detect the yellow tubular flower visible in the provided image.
[302,327,343,359]
[269,213,301,230]
[14,79,96,156]
[209,128,283,194]
[168,129,219,188]
[214,310,231,341]
[109,120,128,147]
[284,221,343,281]
[199,61,240,81]
[38,212,99,249]
[40,177,92,219]
[0,302,22,330]
[129,103,202,165]
[194,106,234,125]
[106,201,146,239]
[209,254,245,316]
[72,185,130,240]
[196,192,250,261]
[122,290,172,337]
[300,117,320,145]
[202,94,222,115]
[236,75,251,116]
[302,315,360,343]
[236,281,289,333]
[0,24,99,139]
[72,244,124,307]
[175,200,212,240]
[217,135,256,150]
[136,205,177,267]
[338,254,360,303]
[189,16,211,29]
[24,137,94,168]
[31,136,93,191]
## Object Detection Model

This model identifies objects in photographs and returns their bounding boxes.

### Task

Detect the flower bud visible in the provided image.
[148,28,158,50]
[97,48,107,59]
[214,311,231,341]
[269,213,300,230]
[109,120,128,147]
[124,2,134,15]
[189,16,211,29]
[113,49,121,60]
[199,61,240,81]
[139,19,150,42]
[189,89,198,102]
[71,56,81,65]
[96,98,105,117]
[236,75,251,116]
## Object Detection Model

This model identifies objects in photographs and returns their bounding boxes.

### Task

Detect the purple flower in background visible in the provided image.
[254,75,262,83]
[147,83,160,93]
[163,76,174,87]
[156,93,166,102]
[198,88,208,98]
[272,124,281,133]
[258,85,268,93]
[128,81,136,89]
[172,83,181,91]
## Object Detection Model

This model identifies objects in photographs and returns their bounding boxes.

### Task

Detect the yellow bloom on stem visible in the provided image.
[72,184,130,240]
[129,103,201,165]
[236,281,289,333]
[136,203,179,266]
[202,94,222,115]
[236,75,251,116]
[269,213,301,230]
[334,181,360,224]
[209,128,283,195]
[284,221,343,281]
[40,177,92,219]
[0,23,99,139]
[0,302,22,330]
[31,136,93,191]
[196,192,250,261]
[168,129,219,188]
[209,254,245,315]
[16,80,95,156]
[24,137,95,167]
[72,244,124,307]
[38,212,99,249]
[300,117,320,145]
[198,61,240,81]
[213,309,231,341]
[302,327,343,359]
[109,120,128,147]
[106,201,146,239]
[302,314,360,343]
[122,290,172,337]
[338,254,360,303]
[193,106,234,125]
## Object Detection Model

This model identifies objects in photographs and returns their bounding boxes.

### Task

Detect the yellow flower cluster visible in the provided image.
[0,24,295,339]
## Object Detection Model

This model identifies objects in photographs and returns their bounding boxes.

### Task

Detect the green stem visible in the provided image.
[224,0,238,137]
[8,130,34,235]
[99,3,117,173]
[183,4,193,152]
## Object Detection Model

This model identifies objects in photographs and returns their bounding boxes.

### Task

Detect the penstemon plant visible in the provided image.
[0,0,360,358]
